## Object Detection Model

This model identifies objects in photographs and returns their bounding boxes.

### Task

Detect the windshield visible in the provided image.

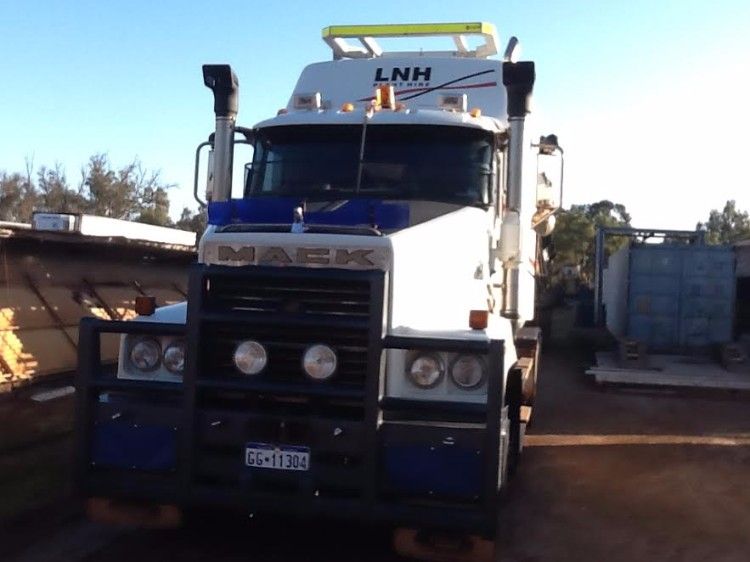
[246,125,493,206]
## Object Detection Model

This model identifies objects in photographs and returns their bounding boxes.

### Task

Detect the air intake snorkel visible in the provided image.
[202,64,239,202]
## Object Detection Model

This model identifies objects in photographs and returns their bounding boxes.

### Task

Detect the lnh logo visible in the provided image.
[374,67,432,82]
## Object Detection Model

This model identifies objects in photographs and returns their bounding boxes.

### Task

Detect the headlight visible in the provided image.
[129,338,161,371]
[302,344,337,380]
[163,341,186,374]
[233,340,267,375]
[407,353,444,388]
[450,355,486,389]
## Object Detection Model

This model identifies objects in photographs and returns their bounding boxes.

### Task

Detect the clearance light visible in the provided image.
[378,85,395,109]
[341,102,355,112]
[469,107,482,118]
[134,296,156,316]
[438,94,467,112]
[469,310,489,330]
[293,92,322,110]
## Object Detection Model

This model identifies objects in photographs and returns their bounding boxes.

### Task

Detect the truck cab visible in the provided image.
[75,22,562,559]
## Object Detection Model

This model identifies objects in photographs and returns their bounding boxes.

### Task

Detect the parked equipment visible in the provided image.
[74,22,563,560]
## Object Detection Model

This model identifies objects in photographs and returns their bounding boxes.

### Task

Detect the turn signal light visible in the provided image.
[341,102,355,112]
[469,310,489,330]
[135,296,157,316]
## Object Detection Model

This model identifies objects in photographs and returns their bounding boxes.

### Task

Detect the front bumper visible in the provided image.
[75,319,507,537]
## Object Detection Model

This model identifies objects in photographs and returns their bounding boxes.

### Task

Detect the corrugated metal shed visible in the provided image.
[0,222,195,390]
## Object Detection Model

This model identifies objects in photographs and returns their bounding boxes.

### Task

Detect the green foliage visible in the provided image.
[175,207,207,236]
[697,200,750,244]
[550,200,632,284]
[0,172,36,222]
[0,155,203,237]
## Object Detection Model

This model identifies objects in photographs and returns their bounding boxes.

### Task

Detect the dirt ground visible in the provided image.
[4,347,750,562]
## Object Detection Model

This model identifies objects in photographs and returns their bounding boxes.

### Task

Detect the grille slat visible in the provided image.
[207,275,372,317]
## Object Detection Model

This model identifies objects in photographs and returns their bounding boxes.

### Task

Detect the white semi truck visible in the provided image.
[75,22,562,560]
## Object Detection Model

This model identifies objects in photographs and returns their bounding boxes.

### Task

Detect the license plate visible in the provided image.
[244,442,310,471]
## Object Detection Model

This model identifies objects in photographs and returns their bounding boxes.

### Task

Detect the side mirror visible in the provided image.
[532,134,564,236]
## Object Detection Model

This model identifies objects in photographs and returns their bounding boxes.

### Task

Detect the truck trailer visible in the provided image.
[75,22,563,560]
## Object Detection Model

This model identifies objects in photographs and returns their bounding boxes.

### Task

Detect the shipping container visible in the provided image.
[604,243,735,350]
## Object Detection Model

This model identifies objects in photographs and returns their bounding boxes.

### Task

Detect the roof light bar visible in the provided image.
[322,22,499,60]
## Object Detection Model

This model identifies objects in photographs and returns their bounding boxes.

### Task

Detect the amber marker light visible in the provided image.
[341,102,355,112]
[469,309,489,330]
[469,107,482,118]
[378,85,395,109]
[135,296,157,316]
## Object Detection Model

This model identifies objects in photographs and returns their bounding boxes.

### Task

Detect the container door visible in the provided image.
[627,246,682,349]
[679,248,735,347]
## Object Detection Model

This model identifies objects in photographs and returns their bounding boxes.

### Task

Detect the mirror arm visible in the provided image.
[193,139,213,208]
[234,126,255,143]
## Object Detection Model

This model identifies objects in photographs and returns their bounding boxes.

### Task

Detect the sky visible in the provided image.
[2,0,750,230]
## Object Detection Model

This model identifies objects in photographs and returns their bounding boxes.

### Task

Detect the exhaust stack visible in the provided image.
[202,64,239,202]
[500,61,535,321]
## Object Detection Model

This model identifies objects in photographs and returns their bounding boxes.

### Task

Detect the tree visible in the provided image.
[36,164,86,213]
[0,154,179,227]
[175,207,207,235]
[549,200,632,284]
[80,154,174,225]
[0,172,37,222]
[697,200,750,244]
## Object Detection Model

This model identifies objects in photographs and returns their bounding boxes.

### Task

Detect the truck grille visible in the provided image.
[199,268,381,389]
[191,266,384,499]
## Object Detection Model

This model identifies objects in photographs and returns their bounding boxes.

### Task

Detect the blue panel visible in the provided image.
[384,445,482,498]
[92,422,177,471]
[208,198,410,230]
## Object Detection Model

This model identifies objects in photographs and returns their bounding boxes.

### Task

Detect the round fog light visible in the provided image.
[450,355,486,389]
[130,338,161,371]
[303,344,337,380]
[163,341,186,374]
[233,340,267,375]
[407,354,444,388]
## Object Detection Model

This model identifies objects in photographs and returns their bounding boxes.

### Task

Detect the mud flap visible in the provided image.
[393,528,495,562]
